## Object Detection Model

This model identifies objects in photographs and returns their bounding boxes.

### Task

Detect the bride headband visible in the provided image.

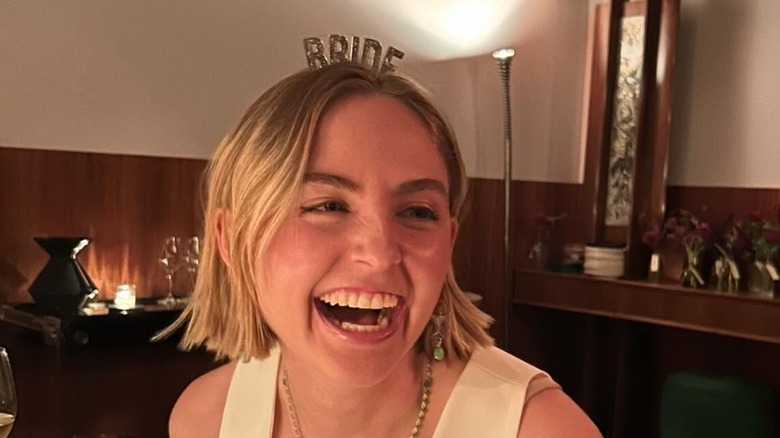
[303,34,405,73]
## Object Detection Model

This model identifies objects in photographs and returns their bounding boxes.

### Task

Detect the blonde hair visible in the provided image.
[159,63,493,361]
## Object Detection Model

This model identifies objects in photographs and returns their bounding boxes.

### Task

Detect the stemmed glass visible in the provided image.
[0,347,17,438]
[181,237,200,296]
[157,236,181,306]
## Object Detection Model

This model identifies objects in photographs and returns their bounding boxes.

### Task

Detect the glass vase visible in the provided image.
[748,260,777,298]
[710,256,740,293]
[528,236,548,270]
[680,251,704,289]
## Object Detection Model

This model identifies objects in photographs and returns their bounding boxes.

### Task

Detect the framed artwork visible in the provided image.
[581,0,680,278]
[604,12,646,227]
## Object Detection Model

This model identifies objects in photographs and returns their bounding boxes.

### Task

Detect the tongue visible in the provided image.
[329,306,380,325]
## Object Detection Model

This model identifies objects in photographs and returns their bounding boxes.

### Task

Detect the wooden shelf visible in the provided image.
[514,269,780,345]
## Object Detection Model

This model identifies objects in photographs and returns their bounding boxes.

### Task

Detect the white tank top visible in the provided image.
[219,346,554,437]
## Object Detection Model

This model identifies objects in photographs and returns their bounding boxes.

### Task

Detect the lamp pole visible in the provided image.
[492,48,515,348]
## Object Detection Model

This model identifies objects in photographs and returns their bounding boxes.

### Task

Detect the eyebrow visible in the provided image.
[303,173,448,198]
[395,179,448,198]
[303,172,359,191]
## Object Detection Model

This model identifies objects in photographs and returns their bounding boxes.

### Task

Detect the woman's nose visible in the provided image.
[348,215,402,269]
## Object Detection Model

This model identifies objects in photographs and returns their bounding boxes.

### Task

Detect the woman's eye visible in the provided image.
[301,201,348,214]
[401,206,440,221]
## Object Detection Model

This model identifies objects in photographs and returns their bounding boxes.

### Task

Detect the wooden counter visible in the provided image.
[514,269,780,345]
[511,269,780,436]
[0,324,218,438]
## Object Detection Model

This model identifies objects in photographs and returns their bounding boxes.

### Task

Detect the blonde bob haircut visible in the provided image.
[160,62,493,361]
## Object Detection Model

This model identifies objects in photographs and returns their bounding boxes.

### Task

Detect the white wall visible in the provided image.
[668,0,780,188]
[1,0,440,159]
[4,1,773,187]
[413,0,780,187]
[0,1,310,158]
[376,0,590,183]
[372,0,591,182]
[468,0,589,182]
[405,59,480,177]
[0,0,590,183]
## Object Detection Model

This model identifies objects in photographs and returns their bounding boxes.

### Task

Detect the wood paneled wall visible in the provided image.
[2,147,777,314]
[453,179,591,341]
[667,185,780,225]
[0,147,207,303]
[2,147,780,434]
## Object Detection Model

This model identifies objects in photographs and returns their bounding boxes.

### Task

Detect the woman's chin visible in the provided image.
[304,303,421,385]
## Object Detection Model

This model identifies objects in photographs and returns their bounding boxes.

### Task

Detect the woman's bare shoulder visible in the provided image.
[518,388,602,437]
[169,361,237,438]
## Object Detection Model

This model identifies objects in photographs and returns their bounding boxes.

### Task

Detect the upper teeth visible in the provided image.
[318,291,398,309]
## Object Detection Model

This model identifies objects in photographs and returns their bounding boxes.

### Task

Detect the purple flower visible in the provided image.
[762,229,780,244]
[692,222,712,240]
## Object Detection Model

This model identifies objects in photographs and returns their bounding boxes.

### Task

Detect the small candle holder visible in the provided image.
[114,284,137,310]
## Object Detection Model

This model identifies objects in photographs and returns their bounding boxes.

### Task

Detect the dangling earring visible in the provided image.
[431,311,445,361]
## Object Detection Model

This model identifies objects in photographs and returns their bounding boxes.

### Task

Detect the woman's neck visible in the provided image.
[276,349,428,438]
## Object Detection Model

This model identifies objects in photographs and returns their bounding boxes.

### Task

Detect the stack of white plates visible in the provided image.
[584,245,626,278]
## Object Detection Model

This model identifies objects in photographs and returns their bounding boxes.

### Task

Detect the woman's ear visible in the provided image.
[449,217,459,248]
[214,209,232,267]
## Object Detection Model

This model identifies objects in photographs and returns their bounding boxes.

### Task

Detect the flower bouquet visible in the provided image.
[663,209,711,288]
[710,215,747,293]
[742,210,780,297]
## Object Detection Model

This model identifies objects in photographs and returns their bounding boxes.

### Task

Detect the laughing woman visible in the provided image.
[165,62,601,437]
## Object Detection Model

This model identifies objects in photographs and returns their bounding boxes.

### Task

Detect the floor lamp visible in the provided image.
[492,48,515,348]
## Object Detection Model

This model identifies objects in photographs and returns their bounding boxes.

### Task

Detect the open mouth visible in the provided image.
[315,291,400,333]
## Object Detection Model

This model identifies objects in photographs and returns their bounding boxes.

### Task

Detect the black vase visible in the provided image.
[29,237,99,318]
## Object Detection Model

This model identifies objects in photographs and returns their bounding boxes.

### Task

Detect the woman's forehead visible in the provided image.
[307,94,446,182]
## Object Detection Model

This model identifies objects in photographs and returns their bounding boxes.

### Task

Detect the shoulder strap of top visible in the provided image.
[219,347,281,438]
[432,347,551,438]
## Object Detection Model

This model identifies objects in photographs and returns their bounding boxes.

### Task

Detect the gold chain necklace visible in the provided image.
[281,360,433,438]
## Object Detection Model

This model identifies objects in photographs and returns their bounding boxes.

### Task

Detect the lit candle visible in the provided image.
[114,284,136,310]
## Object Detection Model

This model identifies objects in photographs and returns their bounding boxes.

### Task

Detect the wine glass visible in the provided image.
[0,347,17,438]
[182,237,200,292]
[157,237,181,306]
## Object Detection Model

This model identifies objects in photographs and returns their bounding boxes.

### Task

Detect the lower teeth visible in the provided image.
[339,314,390,332]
